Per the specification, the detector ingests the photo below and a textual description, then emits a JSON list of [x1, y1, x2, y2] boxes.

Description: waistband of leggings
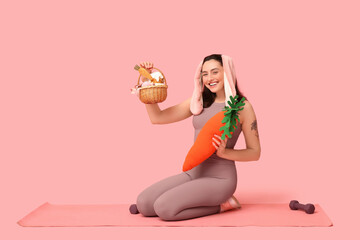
[[205, 155, 235, 165]]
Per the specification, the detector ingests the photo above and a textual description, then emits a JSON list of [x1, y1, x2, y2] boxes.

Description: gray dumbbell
[[289, 200, 315, 214], [129, 204, 139, 214]]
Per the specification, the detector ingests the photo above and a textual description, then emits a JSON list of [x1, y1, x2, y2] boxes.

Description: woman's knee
[[136, 192, 157, 217], [153, 196, 175, 221]]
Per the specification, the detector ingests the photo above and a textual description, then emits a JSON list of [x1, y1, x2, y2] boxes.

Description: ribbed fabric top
[[192, 101, 242, 162]]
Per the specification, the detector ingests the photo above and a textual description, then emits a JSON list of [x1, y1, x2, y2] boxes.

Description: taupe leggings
[[136, 161, 237, 221]]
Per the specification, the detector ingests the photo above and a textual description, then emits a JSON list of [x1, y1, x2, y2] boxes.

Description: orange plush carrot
[[134, 64, 155, 82], [182, 96, 245, 172]]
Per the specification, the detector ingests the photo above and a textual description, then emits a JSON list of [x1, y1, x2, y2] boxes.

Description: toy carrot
[[134, 64, 156, 83], [182, 96, 245, 172]]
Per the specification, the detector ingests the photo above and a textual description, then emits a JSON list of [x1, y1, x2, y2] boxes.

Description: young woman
[[130, 54, 261, 221]]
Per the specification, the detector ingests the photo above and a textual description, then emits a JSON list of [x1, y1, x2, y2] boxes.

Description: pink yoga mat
[[17, 202, 333, 227]]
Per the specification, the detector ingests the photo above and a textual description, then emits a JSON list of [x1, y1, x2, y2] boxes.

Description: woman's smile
[[208, 81, 220, 90]]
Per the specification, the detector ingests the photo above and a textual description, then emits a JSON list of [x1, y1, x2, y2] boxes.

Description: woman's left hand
[[212, 134, 228, 158]]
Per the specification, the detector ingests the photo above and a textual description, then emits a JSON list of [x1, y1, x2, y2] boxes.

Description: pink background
[[1, 0, 359, 239]]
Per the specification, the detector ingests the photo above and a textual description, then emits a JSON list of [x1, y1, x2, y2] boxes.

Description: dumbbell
[[289, 200, 315, 214], [129, 204, 139, 214]]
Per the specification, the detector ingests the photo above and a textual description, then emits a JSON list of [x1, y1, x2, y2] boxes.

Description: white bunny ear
[[224, 72, 233, 107], [222, 55, 237, 107], [190, 60, 204, 115]]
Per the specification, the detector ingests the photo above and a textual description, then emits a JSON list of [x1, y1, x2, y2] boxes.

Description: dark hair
[[201, 54, 247, 108]]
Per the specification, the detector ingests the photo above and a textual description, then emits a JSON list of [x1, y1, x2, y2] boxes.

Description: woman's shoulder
[[242, 98, 250, 104], [238, 99, 255, 123], [241, 99, 252, 109]]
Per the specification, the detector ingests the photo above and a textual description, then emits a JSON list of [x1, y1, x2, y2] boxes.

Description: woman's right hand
[[139, 62, 154, 72]]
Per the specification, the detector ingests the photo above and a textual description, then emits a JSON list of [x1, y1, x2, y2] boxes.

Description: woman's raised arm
[[145, 97, 193, 124]]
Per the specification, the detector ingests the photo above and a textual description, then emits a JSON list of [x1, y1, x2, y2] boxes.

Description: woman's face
[[201, 59, 224, 93]]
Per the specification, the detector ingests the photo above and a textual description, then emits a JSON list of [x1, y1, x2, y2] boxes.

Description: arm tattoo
[[251, 120, 259, 138]]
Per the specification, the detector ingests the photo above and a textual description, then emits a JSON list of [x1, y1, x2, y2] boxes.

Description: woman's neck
[[215, 89, 226, 103]]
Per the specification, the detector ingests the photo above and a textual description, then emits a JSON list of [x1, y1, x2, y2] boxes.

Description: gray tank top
[[192, 101, 242, 164]]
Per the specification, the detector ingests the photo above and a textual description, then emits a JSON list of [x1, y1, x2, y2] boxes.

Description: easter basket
[[137, 67, 168, 104]]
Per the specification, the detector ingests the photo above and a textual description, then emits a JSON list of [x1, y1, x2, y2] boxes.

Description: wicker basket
[[137, 67, 168, 104]]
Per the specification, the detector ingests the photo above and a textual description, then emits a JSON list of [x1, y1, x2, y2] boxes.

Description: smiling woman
[[200, 54, 247, 107], [202, 66, 223, 92], [131, 54, 260, 221], [201, 61, 225, 100]]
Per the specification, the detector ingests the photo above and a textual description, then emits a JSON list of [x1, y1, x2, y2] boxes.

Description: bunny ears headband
[[190, 54, 238, 115]]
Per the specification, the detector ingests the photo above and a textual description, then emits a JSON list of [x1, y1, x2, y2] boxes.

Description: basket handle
[[137, 67, 167, 86]]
